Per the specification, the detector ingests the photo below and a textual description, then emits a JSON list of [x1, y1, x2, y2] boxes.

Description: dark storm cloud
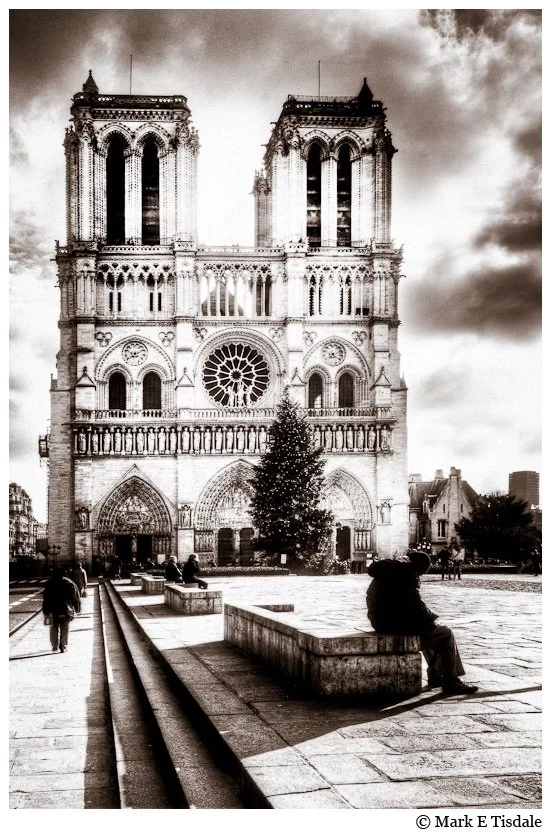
[[513, 121, 542, 167], [408, 259, 541, 340], [423, 9, 541, 40]]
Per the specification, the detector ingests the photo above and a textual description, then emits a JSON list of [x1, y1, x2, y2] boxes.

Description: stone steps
[[101, 582, 246, 809]]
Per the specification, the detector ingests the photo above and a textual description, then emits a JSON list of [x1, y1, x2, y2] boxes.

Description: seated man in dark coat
[[366, 550, 478, 696], [182, 554, 208, 589], [165, 555, 183, 582]]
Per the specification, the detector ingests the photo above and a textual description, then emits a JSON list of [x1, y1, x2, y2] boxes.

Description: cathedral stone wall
[[42, 74, 409, 570]]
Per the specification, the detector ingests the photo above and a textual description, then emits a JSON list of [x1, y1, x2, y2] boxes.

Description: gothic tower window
[[309, 273, 323, 316], [142, 371, 162, 410], [337, 145, 352, 247], [256, 274, 272, 316], [106, 136, 126, 244], [109, 372, 127, 411], [107, 276, 114, 313], [308, 373, 323, 409], [116, 277, 124, 312], [306, 144, 322, 247], [141, 138, 160, 245], [338, 372, 354, 408]]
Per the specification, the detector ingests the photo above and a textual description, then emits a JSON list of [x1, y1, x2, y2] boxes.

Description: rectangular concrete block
[[224, 602, 422, 698], [164, 584, 222, 615], [141, 576, 166, 595], [130, 573, 146, 586]]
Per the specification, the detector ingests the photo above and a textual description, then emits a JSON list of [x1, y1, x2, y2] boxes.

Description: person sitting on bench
[[165, 555, 183, 583], [366, 550, 478, 696], [182, 554, 208, 589]]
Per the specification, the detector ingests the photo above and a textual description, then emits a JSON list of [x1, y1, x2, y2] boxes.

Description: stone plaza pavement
[[10, 573, 541, 810]]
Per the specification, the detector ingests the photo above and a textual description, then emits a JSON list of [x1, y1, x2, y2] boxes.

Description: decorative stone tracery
[[96, 476, 172, 536]]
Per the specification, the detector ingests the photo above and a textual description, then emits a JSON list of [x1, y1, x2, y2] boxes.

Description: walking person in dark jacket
[[42, 567, 81, 653], [72, 561, 88, 596], [182, 554, 208, 588], [165, 555, 183, 582], [366, 551, 478, 695], [439, 547, 452, 580]]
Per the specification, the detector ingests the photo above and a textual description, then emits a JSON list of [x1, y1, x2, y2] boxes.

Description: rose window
[[202, 343, 269, 407]]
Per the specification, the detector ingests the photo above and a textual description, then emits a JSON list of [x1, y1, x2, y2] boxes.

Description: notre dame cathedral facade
[[40, 71, 408, 571]]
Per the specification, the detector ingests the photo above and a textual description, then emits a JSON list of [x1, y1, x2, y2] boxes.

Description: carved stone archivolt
[[195, 462, 255, 531], [96, 476, 172, 535], [323, 469, 373, 525]]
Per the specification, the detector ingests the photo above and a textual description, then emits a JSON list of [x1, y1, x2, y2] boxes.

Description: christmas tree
[[249, 389, 334, 570]]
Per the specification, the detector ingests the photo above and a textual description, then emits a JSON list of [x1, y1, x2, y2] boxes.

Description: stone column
[[124, 148, 142, 244], [321, 154, 337, 247]]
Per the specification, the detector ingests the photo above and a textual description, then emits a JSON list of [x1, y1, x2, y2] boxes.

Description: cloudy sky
[[10, 8, 541, 521]]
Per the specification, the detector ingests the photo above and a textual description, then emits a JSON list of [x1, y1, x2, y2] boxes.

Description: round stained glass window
[[202, 343, 269, 407]]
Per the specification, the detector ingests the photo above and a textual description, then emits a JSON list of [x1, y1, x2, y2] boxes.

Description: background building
[[408, 467, 478, 553], [509, 471, 540, 508], [9, 483, 37, 558], [40, 72, 408, 571]]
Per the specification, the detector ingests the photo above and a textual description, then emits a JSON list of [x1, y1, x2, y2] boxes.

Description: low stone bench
[[165, 583, 222, 615], [130, 572, 146, 586], [224, 602, 421, 697], [141, 575, 166, 595]]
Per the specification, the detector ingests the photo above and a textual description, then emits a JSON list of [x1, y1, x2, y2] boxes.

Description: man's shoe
[[52, 646, 58, 652], [60, 646, 67, 653], [442, 680, 478, 695]]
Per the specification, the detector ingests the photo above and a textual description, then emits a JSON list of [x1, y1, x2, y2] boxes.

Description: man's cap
[[407, 549, 431, 575]]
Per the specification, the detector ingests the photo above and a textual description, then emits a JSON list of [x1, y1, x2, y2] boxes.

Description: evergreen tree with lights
[[250, 389, 334, 572]]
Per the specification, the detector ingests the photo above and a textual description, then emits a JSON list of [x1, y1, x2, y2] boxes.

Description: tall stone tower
[[40, 73, 408, 572]]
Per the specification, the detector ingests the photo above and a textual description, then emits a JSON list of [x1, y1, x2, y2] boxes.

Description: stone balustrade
[[74, 406, 393, 421], [72, 421, 394, 456], [224, 602, 422, 697]]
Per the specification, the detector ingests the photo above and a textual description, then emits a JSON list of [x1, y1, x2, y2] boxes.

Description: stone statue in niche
[[380, 502, 391, 524], [226, 427, 234, 452], [215, 427, 224, 452], [248, 427, 256, 452], [181, 427, 190, 452], [114, 429, 122, 453], [380, 425, 390, 451], [367, 426, 376, 451], [158, 428, 166, 454], [356, 426, 364, 451], [91, 431, 99, 454], [125, 429, 133, 454], [193, 427, 201, 452], [78, 430, 87, 453], [103, 428, 112, 454], [258, 426, 267, 453], [76, 506, 89, 530], [324, 426, 332, 451], [204, 428, 212, 453], [136, 429, 145, 453], [147, 428, 156, 454], [313, 426, 321, 449], [179, 504, 192, 528]]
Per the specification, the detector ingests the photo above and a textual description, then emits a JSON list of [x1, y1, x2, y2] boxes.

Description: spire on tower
[[82, 70, 99, 95], [357, 76, 374, 108]]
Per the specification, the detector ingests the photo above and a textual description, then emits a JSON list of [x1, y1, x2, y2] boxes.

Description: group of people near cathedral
[[164, 554, 208, 588]]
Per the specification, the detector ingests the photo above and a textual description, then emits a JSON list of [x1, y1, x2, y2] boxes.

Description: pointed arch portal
[[95, 476, 173, 563], [194, 462, 256, 565]]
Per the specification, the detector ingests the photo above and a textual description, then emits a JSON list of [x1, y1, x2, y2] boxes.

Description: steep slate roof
[[408, 477, 479, 511]]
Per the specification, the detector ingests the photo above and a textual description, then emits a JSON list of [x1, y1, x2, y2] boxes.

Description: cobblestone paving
[[123, 573, 541, 810]]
